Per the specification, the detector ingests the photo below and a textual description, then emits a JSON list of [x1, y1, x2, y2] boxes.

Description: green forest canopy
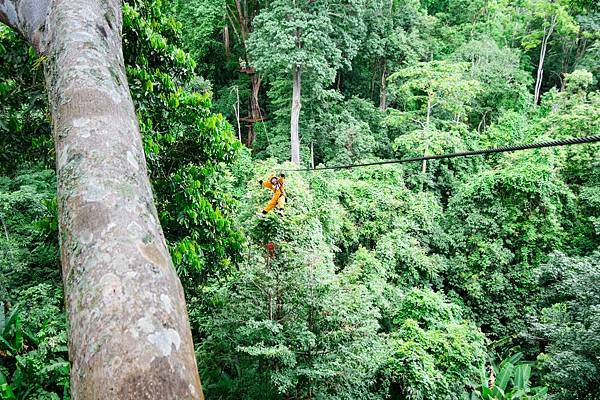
[[0, 0, 599, 398]]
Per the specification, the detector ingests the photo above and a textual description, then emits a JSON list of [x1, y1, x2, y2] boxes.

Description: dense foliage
[[1, 0, 599, 398]]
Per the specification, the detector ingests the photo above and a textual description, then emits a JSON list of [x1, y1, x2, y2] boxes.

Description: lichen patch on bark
[[137, 242, 169, 269], [148, 329, 181, 357], [161, 294, 174, 314]]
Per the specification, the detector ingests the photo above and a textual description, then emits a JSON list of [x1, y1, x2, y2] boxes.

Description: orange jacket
[[262, 176, 285, 199]]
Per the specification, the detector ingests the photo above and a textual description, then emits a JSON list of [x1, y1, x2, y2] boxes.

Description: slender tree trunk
[[422, 96, 432, 175], [534, 18, 556, 105], [369, 67, 376, 101], [559, 41, 570, 91], [290, 65, 302, 165], [224, 25, 230, 62], [246, 73, 262, 147], [233, 86, 241, 141], [379, 61, 387, 111], [0, 213, 8, 241], [2, 1, 203, 398]]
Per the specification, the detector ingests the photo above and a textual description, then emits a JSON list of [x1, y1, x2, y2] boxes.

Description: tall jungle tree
[[521, 0, 578, 104], [249, 0, 365, 164]]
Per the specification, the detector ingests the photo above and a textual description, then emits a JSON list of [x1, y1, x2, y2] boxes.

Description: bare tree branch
[[0, 0, 51, 52], [0, 0, 19, 29]]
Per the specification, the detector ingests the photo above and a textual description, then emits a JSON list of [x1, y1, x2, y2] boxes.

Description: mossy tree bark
[[0, 1, 203, 398]]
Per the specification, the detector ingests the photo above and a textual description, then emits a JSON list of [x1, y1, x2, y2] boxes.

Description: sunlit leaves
[[123, 0, 243, 281]]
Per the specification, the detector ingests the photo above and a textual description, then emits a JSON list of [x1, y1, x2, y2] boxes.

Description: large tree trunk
[[1, 1, 203, 398], [290, 65, 302, 165]]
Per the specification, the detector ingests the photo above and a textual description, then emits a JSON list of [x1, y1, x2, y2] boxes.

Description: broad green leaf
[[513, 364, 531, 390], [481, 385, 494, 399], [495, 363, 513, 392]]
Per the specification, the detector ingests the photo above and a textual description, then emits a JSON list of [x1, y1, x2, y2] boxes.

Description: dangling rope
[[286, 135, 600, 172]]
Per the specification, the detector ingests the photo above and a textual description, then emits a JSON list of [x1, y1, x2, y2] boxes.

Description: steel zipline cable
[[285, 135, 600, 172]]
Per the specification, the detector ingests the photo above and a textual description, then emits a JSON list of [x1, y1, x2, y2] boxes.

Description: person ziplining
[[253, 135, 599, 217], [259, 173, 286, 216]]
